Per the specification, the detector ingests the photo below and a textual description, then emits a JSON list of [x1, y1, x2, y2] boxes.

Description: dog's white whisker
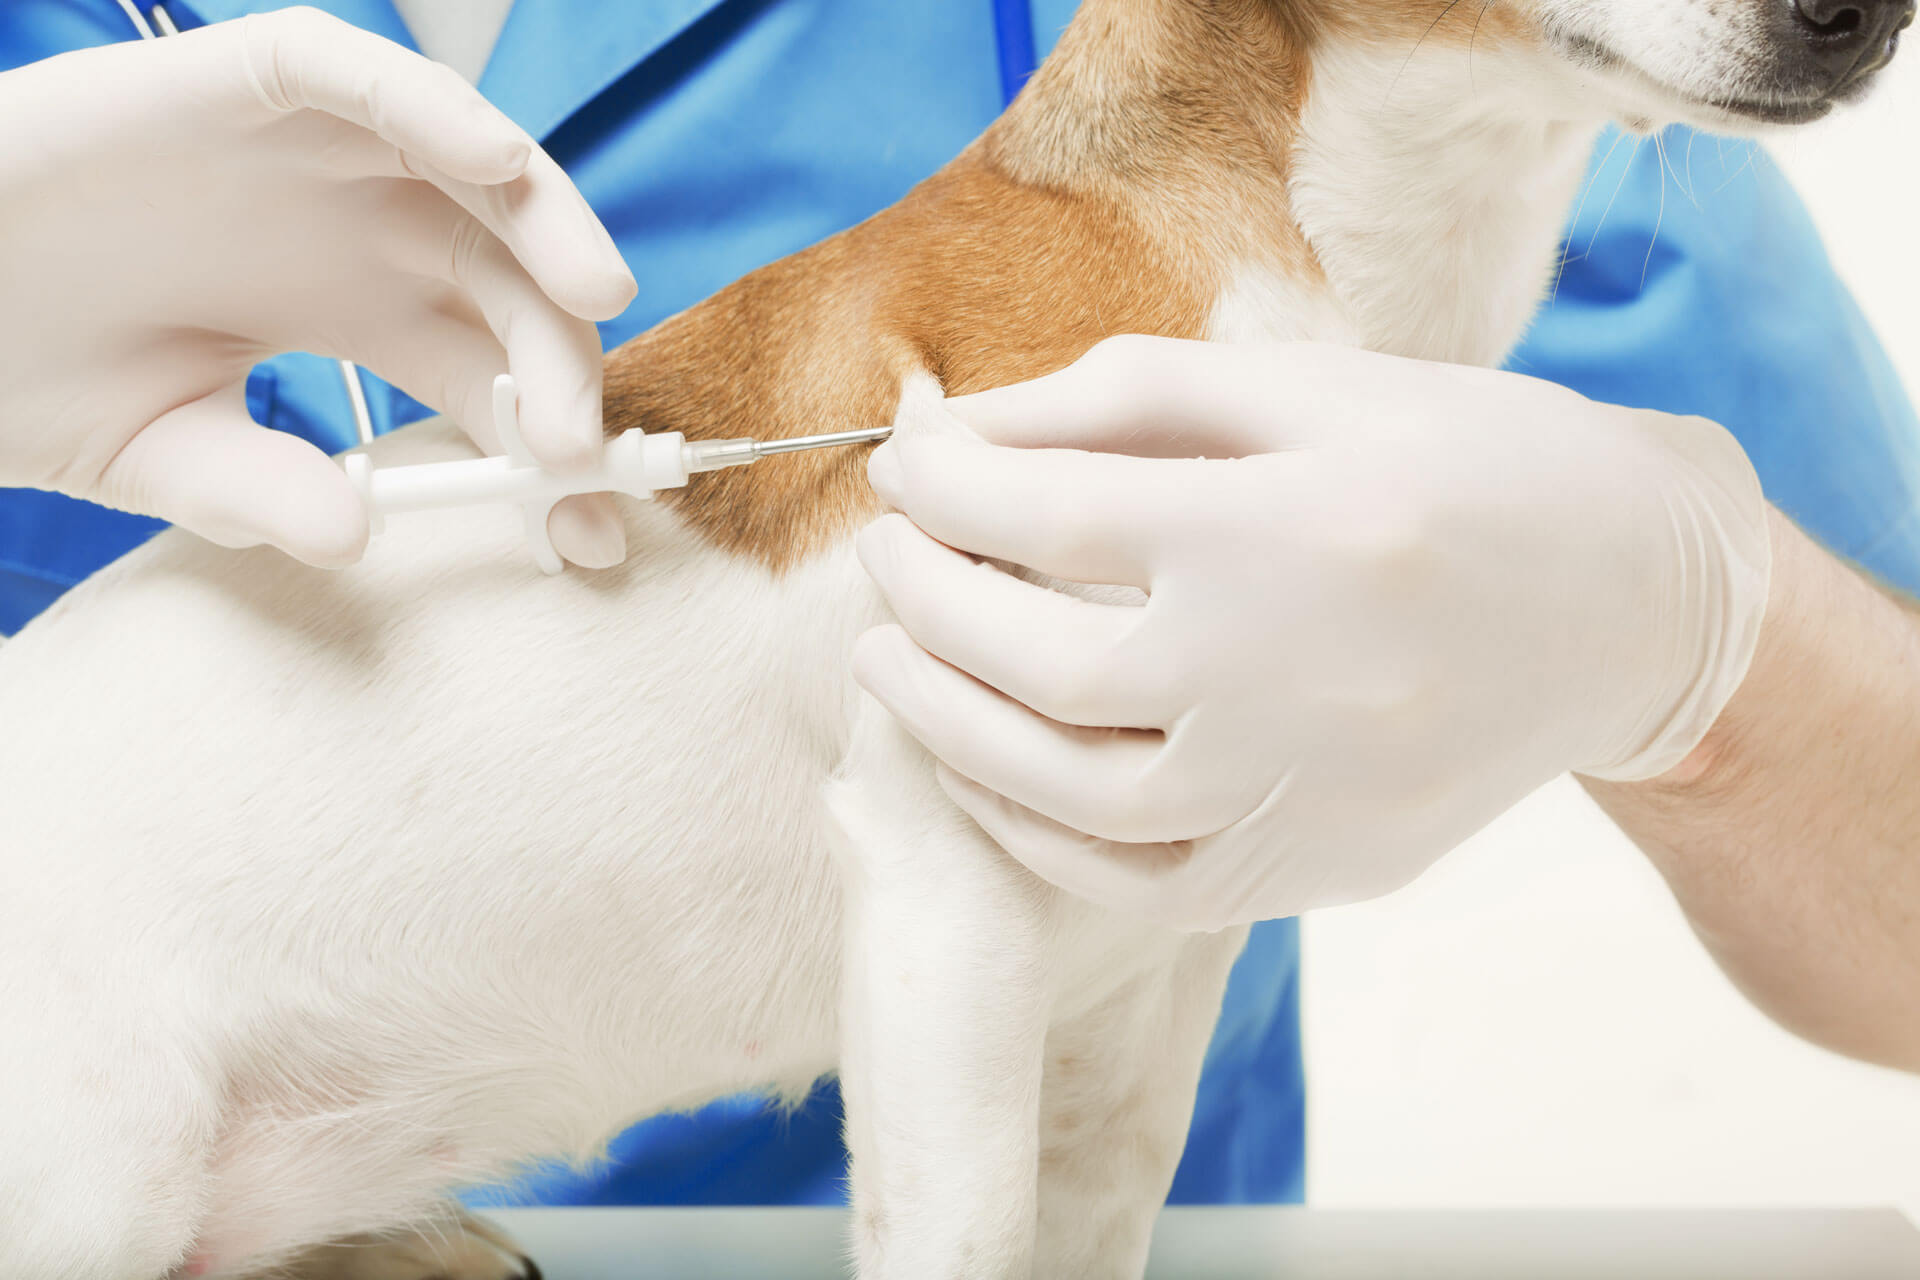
[[1643, 131, 1670, 289]]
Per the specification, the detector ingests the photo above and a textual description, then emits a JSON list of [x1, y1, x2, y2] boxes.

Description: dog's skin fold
[[0, 0, 1862, 1275]]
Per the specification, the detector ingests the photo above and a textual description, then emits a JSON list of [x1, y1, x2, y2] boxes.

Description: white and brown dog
[[0, 0, 1905, 1277]]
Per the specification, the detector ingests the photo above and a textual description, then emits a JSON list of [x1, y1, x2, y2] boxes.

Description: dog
[[1, 0, 1905, 1276]]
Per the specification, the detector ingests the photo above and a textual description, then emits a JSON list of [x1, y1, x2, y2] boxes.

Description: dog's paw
[[277, 1213, 540, 1280]]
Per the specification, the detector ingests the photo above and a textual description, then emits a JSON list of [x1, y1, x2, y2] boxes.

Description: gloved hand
[[0, 8, 637, 568], [854, 337, 1772, 930]]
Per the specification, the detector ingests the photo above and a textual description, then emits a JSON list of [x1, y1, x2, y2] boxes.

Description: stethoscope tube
[[112, 0, 163, 39]]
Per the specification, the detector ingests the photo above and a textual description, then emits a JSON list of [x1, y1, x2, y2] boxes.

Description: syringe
[[344, 375, 891, 574]]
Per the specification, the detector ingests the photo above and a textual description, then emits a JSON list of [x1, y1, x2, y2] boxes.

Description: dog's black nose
[[1787, 0, 1914, 82]]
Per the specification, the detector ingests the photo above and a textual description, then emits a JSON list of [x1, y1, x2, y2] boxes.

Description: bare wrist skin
[[1584, 508, 1920, 1071]]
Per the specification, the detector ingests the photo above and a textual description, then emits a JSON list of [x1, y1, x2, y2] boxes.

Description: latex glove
[[0, 8, 637, 568], [854, 337, 1771, 931]]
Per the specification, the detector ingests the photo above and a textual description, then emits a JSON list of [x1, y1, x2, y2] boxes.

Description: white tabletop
[[482, 1205, 1920, 1279]]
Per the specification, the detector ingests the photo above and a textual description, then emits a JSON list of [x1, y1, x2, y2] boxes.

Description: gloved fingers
[[946, 337, 1404, 457], [853, 623, 1209, 844], [454, 225, 607, 474], [546, 495, 628, 571], [866, 431, 1183, 588], [383, 211, 607, 475], [237, 8, 635, 322], [236, 8, 531, 184], [400, 147, 637, 324], [97, 384, 369, 568], [857, 514, 1176, 729], [945, 336, 1256, 456], [334, 302, 507, 449], [332, 308, 626, 570], [933, 764, 1203, 927]]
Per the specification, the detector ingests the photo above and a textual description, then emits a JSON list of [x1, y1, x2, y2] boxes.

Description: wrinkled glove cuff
[[1581, 414, 1773, 782]]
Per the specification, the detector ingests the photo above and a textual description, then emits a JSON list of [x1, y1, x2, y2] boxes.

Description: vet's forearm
[[1584, 509, 1920, 1071]]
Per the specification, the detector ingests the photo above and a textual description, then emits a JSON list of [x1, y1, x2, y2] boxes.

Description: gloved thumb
[[946, 336, 1348, 460], [97, 387, 370, 568], [943, 337, 1177, 452]]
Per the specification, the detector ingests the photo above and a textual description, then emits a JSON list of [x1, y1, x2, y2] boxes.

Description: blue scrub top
[[4, 0, 1917, 1210]]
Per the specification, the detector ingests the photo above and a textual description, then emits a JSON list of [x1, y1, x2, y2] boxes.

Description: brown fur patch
[[601, 153, 1210, 570]]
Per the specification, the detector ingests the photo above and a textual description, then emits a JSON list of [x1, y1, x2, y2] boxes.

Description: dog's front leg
[[826, 701, 1053, 1279], [1031, 925, 1247, 1278]]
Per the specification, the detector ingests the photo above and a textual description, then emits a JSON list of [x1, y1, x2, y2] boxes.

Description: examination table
[[484, 1205, 1920, 1278]]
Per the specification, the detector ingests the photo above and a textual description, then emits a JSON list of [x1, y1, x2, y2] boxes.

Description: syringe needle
[[683, 427, 893, 473], [750, 426, 895, 456]]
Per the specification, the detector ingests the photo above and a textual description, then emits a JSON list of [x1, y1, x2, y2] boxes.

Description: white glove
[[0, 8, 637, 568], [854, 337, 1771, 931]]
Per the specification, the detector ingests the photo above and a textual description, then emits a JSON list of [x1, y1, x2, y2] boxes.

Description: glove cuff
[[1581, 414, 1773, 783]]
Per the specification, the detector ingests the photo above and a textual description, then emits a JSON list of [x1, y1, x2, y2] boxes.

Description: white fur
[[1208, 262, 1364, 347], [1283, 41, 1607, 365]]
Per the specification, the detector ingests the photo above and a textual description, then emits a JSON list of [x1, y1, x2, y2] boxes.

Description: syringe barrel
[[357, 429, 693, 518], [364, 455, 561, 514]]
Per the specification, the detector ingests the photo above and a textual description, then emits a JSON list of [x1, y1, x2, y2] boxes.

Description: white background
[[1305, 66, 1920, 1215]]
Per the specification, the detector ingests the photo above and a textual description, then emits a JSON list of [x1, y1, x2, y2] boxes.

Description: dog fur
[[0, 0, 1891, 1276]]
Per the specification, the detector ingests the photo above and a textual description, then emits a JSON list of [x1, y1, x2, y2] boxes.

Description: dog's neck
[[987, 0, 1609, 364], [1287, 41, 1608, 364]]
